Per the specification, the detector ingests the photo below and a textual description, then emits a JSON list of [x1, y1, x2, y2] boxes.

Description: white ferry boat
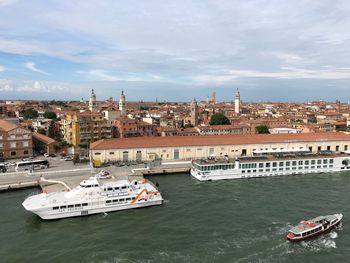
[[191, 151, 350, 181], [287, 213, 343, 242], [22, 176, 163, 220]]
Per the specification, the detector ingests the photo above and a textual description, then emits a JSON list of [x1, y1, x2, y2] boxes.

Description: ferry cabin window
[[106, 200, 111, 204], [286, 161, 290, 167], [259, 163, 264, 168], [305, 160, 309, 165], [82, 203, 88, 207], [265, 163, 270, 168], [323, 159, 328, 164], [317, 160, 322, 164], [298, 161, 303, 165], [330, 159, 334, 164], [60, 206, 67, 209], [75, 204, 81, 207], [68, 205, 74, 208], [53, 207, 59, 210]]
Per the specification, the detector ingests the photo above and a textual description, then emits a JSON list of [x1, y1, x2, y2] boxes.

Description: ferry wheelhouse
[[287, 213, 343, 242], [22, 175, 163, 220], [191, 151, 350, 181]]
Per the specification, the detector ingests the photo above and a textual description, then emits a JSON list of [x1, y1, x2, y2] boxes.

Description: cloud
[[24, 62, 48, 75], [0, 0, 17, 7], [0, 65, 5, 72]]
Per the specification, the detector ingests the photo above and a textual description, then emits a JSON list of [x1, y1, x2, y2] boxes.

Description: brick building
[[0, 120, 32, 160]]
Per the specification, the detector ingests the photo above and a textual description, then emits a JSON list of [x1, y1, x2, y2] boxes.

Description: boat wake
[[329, 231, 338, 239], [300, 236, 337, 251]]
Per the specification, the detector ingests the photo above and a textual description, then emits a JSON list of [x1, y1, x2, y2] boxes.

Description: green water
[[1, 172, 350, 263]]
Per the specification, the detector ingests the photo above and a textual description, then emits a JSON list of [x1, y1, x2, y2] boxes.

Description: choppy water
[[1, 172, 350, 263]]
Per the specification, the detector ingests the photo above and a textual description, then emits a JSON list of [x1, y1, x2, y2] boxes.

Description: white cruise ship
[[22, 176, 163, 220], [191, 151, 350, 181]]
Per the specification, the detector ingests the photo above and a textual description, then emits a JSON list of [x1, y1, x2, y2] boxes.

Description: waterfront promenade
[[0, 157, 191, 192]]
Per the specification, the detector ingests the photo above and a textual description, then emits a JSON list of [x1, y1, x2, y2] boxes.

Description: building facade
[[90, 132, 350, 163], [0, 120, 32, 160], [61, 111, 112, 147]]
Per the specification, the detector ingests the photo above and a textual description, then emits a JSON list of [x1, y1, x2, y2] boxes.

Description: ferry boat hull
[[24, 199, 163, 220]]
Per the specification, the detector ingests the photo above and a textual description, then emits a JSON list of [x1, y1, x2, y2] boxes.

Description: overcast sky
[[0, 0, 350, 102]]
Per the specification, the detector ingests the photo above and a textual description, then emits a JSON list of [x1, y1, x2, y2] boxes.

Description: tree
[[37, 128, 46, 135], [184, 123, 194, 128], [48, 120, 55, 139], [209, 113, 230, 125], [255, 125, 270, 134], [22, 108, 38, 119], [43, 111, 57, 119]]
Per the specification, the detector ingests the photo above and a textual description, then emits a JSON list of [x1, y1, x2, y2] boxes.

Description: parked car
[[63, 156, 73, 161], [0, 164, 7, 173], [49, 153, 56, 157], [44, 153, 49, 157], [95, 170, 111, 179]]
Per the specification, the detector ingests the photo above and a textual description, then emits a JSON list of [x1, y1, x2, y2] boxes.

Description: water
[[1, 172, 350, 263]]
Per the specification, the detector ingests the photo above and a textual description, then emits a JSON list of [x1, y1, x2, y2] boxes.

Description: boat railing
[[39, 176, 72, 191]]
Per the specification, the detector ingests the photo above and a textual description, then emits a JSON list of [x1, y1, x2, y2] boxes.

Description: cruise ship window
[[317, 160, 322, 164], [265, 163, 270, 168], [279, 162, 284, 166], [298, 161, 303, 165], [311, 160, 316, 165], [292, 161, 297, 166], [305, 160, 309, 165], [272, 162, 277, 167], [330, 159, 334, 164], [323, 159, 328, 164], [286, 161, 290, 166], [259, 163, 264, 168]]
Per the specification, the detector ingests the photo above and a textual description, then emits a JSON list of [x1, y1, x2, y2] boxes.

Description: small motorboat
[[287, 213, 343, 242]]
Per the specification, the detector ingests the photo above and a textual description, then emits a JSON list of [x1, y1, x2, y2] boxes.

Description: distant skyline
[[1, 1, 350, 102]]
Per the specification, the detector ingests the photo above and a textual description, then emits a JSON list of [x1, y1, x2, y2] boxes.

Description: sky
[[0, 0, 350, 102]]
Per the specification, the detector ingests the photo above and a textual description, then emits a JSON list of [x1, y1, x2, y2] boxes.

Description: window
[[327, 146, 331, 151], [11, 151, 16, 156], [68, 205, 74, 208], [0, 143, 3, 148], [109, 152, 115, 155], [10, 142, 16, 148], [23, 141, 29, 147], [318, 146, 322, 152], [75, 204, 81, 207], [336, 146, 339, 152], [272, 162, 277, 167], [259, 163, 264, 168], [292, 161, 297, 166], [94, 152, 101, 155], [298, 160, 303, 165], [286, 161, 290, 167], [53, 207, 59, 210], [311, 160, 316, 165], [60, 206, 67, 209], [82, 203, 88, 207], [10, 134, 15, 139], [345, 145, 348, 151], [305, 160, 309, 165], [279, 162, 284, 166], [265, 163, 270, 168], [24, 150, 28, 155]]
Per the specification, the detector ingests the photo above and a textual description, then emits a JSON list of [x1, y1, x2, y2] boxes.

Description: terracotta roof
[[90, 132, 350, 150], [32, 132, 56, 144], [0, 119, 19, 132]]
